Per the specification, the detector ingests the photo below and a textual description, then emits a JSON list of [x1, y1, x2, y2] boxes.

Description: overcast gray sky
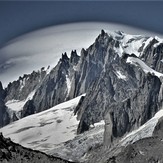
[[0, 1, 163, 47]]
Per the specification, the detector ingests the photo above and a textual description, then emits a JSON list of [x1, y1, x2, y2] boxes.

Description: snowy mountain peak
[[1, 29, 163, 162]]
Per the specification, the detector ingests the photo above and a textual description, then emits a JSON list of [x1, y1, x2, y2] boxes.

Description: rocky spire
[[60, 52, 69, 62], [70, 50, 80, 65], [101, 29, 105, 36], [80, 48, 88, 59]]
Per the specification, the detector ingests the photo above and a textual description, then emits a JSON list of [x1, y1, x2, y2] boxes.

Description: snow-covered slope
[[0, 94, 85, 153]]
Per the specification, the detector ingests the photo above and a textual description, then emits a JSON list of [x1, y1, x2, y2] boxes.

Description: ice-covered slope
[[0, 94, 85, 153], [1, 22, 163, 87]]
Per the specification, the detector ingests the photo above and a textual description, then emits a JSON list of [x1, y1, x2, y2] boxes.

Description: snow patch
[[45, 66, 51, 75], [66, 75, 71, 95], [20, 78, 26, 91], [139, 151, 145, 155], [26, 90, 36, 101], [122, 36, 145, 57], [73, 65, 78, 71], [90, 120, 105, 128], [116, 71, 126, 80]]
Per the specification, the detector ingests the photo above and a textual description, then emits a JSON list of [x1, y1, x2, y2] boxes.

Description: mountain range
[[1, 29, 163, 162]]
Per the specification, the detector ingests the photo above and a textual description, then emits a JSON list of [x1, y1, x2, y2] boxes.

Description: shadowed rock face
[[0, 82, 10, 127], [141, 39, 163, 73], [0, 133, 76, 163], [110, 73, 161, 138]]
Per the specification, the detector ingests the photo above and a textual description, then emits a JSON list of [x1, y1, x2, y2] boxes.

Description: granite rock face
[[4, 69, 47, 102], [141, 38, 163, 73], [109, 73, 161, 138]]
